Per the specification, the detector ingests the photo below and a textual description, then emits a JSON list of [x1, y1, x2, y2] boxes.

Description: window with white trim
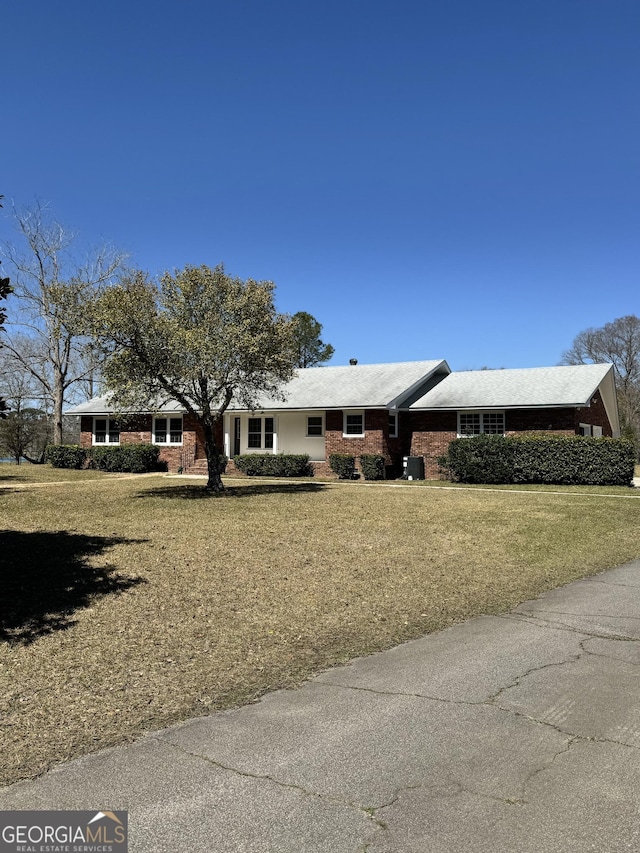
[[388, 412, 398, 438], [93, 417, 120, 445], [153, 415, 183, 445], [247, 417, 274, 449], [248, 417, 262, 448], [458, 412, 505, 436], [343, 411, 364, 437], [307, 415, 324, 436], [264, 417, 274, 449]]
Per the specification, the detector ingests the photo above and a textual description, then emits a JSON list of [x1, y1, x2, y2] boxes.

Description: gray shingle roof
[[230, 360, 450, 410], [65, 397, 184, 415], [410, 364, 615, 410], [65, 360, 450, 415]]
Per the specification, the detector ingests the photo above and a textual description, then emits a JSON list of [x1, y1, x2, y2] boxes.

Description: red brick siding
[[573, 391, 613, 436], [409, 411, 458, 478], [324, 409, 404, 473], [79, 413, 221, 473], [408, 398, 614, 478]]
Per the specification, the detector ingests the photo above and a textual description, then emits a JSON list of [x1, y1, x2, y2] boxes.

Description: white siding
[[226, 412, 325, 461]]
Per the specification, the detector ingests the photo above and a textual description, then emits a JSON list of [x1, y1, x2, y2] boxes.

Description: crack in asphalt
[[153, 735, 386, 838], [502, 610, 640, 641]]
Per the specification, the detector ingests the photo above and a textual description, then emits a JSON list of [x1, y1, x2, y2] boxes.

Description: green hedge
[[360, 454, 386, 481], [45, 445, 87, 469], [329, 453, 356, 479], [90, 444, 161, 473], [439, 433, 635, 486], [233, 453, 314, 477]]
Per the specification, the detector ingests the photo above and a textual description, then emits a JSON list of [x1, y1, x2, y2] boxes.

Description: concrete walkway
[[3, 561, 640, 852]]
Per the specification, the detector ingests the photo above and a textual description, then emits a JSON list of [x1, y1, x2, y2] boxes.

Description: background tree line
[[562, 314, 640, 453], [0, 202, 333, 476]]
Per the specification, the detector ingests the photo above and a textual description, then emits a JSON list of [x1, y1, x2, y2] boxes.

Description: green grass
[[1, 470, 640, 785]]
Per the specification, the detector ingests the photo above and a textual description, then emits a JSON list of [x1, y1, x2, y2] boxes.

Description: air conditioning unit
[[402, 456, 425, 480]]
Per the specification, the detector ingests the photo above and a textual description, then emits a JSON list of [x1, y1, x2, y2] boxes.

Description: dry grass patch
[[0, 462, 114, 485], [2, 474, 640, 785]]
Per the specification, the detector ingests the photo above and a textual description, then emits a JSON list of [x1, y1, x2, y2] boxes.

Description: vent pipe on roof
[[349, 358, 358, 365]]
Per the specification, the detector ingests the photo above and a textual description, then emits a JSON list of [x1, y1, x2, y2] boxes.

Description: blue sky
[[3, 0, 639, 370]]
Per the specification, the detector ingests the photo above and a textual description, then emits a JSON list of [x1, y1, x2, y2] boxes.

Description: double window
[[248, 417, 274, 449], [458, 412, 505, 437], [153, 416, 183, 445], [93, 418, 120, 445]]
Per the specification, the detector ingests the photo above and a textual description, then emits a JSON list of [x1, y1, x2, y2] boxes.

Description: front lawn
[[1, 472, 640, 785]]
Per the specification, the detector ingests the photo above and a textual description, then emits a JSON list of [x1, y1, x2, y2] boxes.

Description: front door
[[233, 417, 241, 456]]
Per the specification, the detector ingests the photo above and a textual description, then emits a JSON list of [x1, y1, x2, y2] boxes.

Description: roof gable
[[410, 364, 615, 410], [228, 360, 451, 410]]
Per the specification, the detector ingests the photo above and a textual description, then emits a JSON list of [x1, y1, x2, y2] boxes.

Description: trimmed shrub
[[233, 453, 313, 477], [329, 453, 356, 479], [441, 434, 635, 486], [511, 434, 635, 486], [45, 444, 87, 469], [360, 454, 386, 481], [90, 444, 161, 473], [440, 434, 515, 484]]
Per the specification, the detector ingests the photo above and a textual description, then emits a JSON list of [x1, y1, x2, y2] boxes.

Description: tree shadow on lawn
[[0, 530, 147, 646], [0, 470, 27, 483], [133, 482, 328, 500]]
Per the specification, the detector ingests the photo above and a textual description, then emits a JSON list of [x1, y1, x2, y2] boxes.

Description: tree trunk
[[53, 374, 64, 445], [202, 417, 225, 493]]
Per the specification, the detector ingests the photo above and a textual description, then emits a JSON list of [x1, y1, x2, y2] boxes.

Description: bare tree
[[0, 193, 12, 417], [1, 202, 127, 443], [0, 361, 51, 463], [562, 315, 640, 444]]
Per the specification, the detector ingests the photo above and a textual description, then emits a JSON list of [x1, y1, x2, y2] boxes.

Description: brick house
[[68, 360, 620, 478]]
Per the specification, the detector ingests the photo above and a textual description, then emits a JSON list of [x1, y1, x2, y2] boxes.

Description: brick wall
[[409, 411, 457, 478], [79, 412, 220, 473], [408, 398, 616, 479], [324, 409, 405, 473]]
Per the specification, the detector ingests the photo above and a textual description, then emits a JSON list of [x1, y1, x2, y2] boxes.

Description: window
[[154, 416, 183, 445], [307, 416, 323, 437], [93, 418, 120, 445], [248, 417, 262, 448], [388, 412, 398, 438], [264, 417, 274, 449], [246, 417, 275, 449], [458, 412, 505, 437], [343, 411, 364, 437], [580, 423, 603, 437]]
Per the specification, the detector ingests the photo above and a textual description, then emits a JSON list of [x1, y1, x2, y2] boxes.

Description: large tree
[[94, 264, 297, 492], [562, 314, 640, 444], [0, 194, 12, 417], [290, 311, 334, 368], [1, 202, 126, 443]]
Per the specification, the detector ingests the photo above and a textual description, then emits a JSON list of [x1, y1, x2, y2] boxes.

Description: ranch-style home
[[67, 359, 620, 478]]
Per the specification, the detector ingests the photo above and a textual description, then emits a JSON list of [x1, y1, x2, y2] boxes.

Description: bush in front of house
[[510, 434, 635, 486], [439, 433, 635, 486], [438, 434, 515, 484], [329, 453, 357, 479], [360, 454, 386, 480], [233, 453, 314, 477], [45, 444, 88, 469], [90, 444, 161, 473]]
